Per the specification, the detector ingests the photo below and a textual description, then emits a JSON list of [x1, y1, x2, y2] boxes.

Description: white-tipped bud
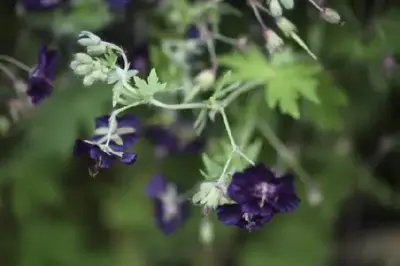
[[74, 64, 93, 76], [269, 0, 283, 17], [86, 44, 107, 56], [74, 53, 93, 64], [77, 31, 101, 47], [195, 69, 216, 90], [83, 75, 95, 86], [276, 17, 297, 37]]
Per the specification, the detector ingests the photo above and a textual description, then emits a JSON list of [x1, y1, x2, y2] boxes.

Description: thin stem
[[221, 81, 261, 107], [219, 108, 236, 148], [307, 0, 324, 12], [0, 63, 18, 83], [217, 151, 234, 183], [213, 33, 237, 46], [0, 55, 31, 73], [200, 24, 218, 70], [250, 3, 268, 30], [105, 101, 145, 146], [257, 119, 313, 185], [150, 99, 207, 110]]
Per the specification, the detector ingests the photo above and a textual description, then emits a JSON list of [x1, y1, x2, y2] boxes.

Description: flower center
[[254, 182, 276, 207], [159, 184, 180, 222]]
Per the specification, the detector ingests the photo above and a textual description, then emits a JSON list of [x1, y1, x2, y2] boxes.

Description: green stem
[[222, 81, 261, 107], [0, 55, 31, 72], [150, 99, 207, 110]]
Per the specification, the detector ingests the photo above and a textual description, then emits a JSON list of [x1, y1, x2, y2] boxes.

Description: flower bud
[[235, 36, 248, 50], [279, 0, 294, 9], [192, 182, 231, 209], [264, 29, 284, 53], [321, 8, 342, 24], [74, 53, 93, 64], [90, 70, 108, 81], [269, 0, 283, 17], [276, 17, 296, 37], [74, 64, 93, 76], [86, 44, 107, 56], [306, 184, 323, 207], [199, 218, 214, 245], [195, 69, 216, 90], [70, 60, 80, 70], [83, 75, 95, 86], [77, 31, 101, 47]]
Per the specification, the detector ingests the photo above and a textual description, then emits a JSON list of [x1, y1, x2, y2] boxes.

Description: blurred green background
[[1, 0, 400, 266]]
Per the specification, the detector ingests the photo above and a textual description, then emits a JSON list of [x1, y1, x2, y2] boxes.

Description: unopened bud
[[306, 184, 323, 207], [235, 36, 248, 50], [279, 0, 294, 9], [276, 17, 297, 37], [86, 44, 107, 56], [264, 29, 284, 53], [199, 218, 214, 245], [321, 8, 342, 24], [77, 31, 101, 47], [74, 64, 93, 76], [90, 70, 108, 81], [195, 69, 216, 90], [269, 0, 283, 17], [83, 75, 95, 86], [74, 53, 93, 64]]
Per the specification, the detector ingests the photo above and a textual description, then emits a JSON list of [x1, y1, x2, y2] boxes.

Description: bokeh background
[[1, 0, 400, 266]]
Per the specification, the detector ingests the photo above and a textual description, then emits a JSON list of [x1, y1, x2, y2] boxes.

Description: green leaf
[[219, 48, 322, 119], [303, 78, 348, 130], [134, 69, 167, 96]]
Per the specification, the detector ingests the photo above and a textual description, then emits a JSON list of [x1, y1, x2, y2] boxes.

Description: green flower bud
[[199, 218, 214, 245], [279, 0, 294, 9], [77, 32, 101, 47], [192, 182, 232, 209], [276, 17, 297, 37], [83, 75, 95, 86], [90, 70, 108, 81], [195, 69, 216, 90], [69, 60, 80, 70], [74, 64, 93, 76], [321, 8, 342, 24], [269, 0, 283, 17], [86, 44, 107, 56], [264, 29, 284, 53], [74, 53, 93, 64]]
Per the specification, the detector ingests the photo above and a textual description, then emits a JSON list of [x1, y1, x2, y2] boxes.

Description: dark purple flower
[[144, 120, 204, 158], [216, 163, 300, 231], [186, 25, 201, 39], [73, 114, 139, 173], [27, 45, 58, 105], [146, 175, 188, 234], [216, 204, 275, 231], [18, 0, 68, 11]]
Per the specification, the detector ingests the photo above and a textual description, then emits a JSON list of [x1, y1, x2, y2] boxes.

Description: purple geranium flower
[[216, 204, 275, 231], [18, 0, 67, 11], [186, 25, 201, 39], [146, 175, 188, 234], [27, 45, 58, 105], [144, 120, 204, 158], [73, 114, 139, 174], [216, 163, 300, 231]]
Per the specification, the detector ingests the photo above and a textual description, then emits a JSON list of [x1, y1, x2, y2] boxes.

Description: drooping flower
[[144, 118, 205, 158], [73, 114, 140, 174], [216, 163, 300, 231], [27, 45, 58, 105], [146, 175, 188, 234], [18, 0, 68, 11], [216, 203, 275, 231]]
